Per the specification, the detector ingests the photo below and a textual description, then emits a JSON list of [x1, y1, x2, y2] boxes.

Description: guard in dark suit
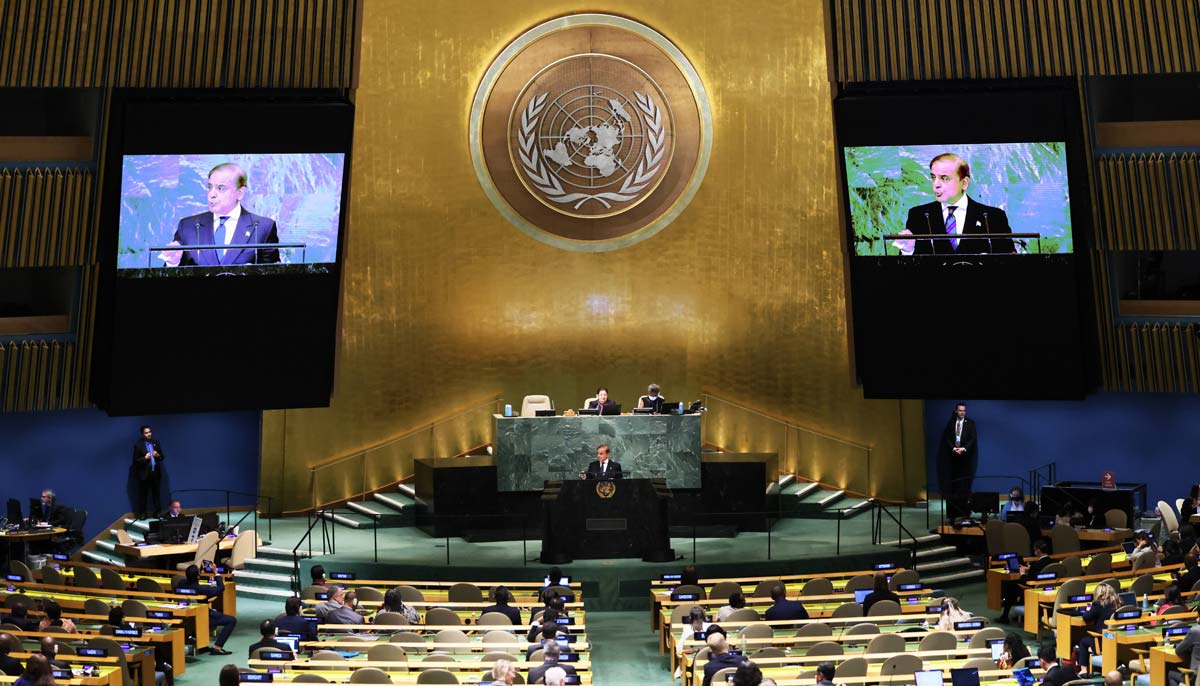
[[937, 403, 977, 517], [131, 425, 166, 519], [582, 445, 623, 480], [904, 153, 1016, 255]]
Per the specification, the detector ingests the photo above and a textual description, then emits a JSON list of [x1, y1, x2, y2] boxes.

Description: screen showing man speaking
[[844, 143, 1073, 257], [117, 153, 345, 276]]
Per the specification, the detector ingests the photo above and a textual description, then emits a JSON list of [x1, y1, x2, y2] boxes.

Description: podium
[[540, 478, 674, 563]]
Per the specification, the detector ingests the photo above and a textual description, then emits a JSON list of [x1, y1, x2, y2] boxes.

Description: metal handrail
[[292, 511, 331, 594], [872, 500, 920, 569], [169, 487, 273, 540], [701, 392, 871, 451]]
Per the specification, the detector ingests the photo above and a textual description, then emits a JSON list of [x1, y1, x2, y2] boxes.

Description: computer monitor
[[159, 519, 192, 544], [544, 576, 570, 586], [274, 634, 300, 653], [915, 670, 945, 686], [854, 589, 872, 604], [950, 667, 981, 686], [989, 639, 1005, 661], [5, 499, 19, 524], [28, 498, 43, 522], [600, 403, 621, 416], [1012, 668, 1035, 686], [1005, 557, 1021, 573]]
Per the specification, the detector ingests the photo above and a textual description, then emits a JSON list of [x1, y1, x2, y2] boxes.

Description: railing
[[307, 396, 502, 509], [1028, 462, 1057, 501], [292, 511, 331, 594], [700, 393, 878, 498], [169, 488, 273, 540], [871, 501, 920, 569]]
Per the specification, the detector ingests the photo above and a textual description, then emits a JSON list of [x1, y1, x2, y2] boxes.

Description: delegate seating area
[[241, 577, 592, 684]]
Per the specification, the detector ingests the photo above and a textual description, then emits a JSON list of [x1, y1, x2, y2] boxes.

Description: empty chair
[[55, 644, 75, 656], [1040, 562, 1065, 578], [349, 668, 392, 684], [724, 608, 759, 622], [121, 599, 148, 618], [520, 395, 552, 417], [670, 584, 706, 600], [39, 566, 63, 586], [1094, 578, 1121, 596], [712, 668, 738, 685], [86, 637, 133, 686], [865, 633, 906, 661], [176, 530, 218, 571], [312, 650, 346, 661], [836, 657, 869, 679], [795, 622, 833, 637], [113, 529, 136, 546], [804, 641, 843, 657], [801, 578, 834, 596], [878, 653, 923, 678], [739, 624, 773, 640], [984, 518, 1006, 557], [968, 627, 1006, 650], [483, 630, 516, 644], [447, 583, 482, 603], [528, 649, 543, 663], [1002, 522, 1032, 557], [100, 568, 126, 591], [8, 560, 35, 580], [843, 622, 880, 637], [1051, 524, 1081, 555], [868, 599, 901, 617], [962, 657, 999, 670], [844, 574, 874, 592], [831, 602, 863, 618], [433, 629, 469, 646], [3, 595, 28, 611], [481, 651, 515, 664], [1130, 573, 1156, 597], [478, 612, 513, 627], [1085, 553, 1112, 576], [0, 624, 19, 632], [1104, 509, 1128, 529], [888, 570, 919, 591], [751, 579, 780, 597], [222, 529, 257, 570], [389, 631, 425, 645], [71, 565, 100, 589], [396, 585, 424, 603], [1132, 552, 1158, 572], [84, 598, 112, 617], [375, 611, 409, 626], [918, 631, 958, 652], [251, 646, 293, 660], [751, 647, 786, 659], [422, 654, 454, 663], [1060, 556, 1083, 578], [423, 608, 460, 626], [367, 643, 408, 670], [709, 581, 743, 601], [356, 586, 385, 602], [292, 675, 329, 683], [301, 584, 328, 600], [136, 577, 164, 593], [415, 670, 457, 685]]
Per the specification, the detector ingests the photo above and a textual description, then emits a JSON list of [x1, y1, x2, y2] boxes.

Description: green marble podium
[[493, 413, 702, 492]]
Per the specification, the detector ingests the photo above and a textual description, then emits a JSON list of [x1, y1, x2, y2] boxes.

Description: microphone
[[251, 218, 260, 264], [983, 211, 994, 254], [923, 212, 933, 254]]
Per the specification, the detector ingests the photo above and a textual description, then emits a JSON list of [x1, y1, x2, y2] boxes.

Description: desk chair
[[520, 395, 553, 417]]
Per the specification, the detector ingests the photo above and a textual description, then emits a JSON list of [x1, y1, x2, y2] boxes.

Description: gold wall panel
[[1096, 154, 1200, 251], [0, 0, 357, 88], [261, 0, 925, 512], [0, 168, 95, 267], [829, 0, 1200, 82]]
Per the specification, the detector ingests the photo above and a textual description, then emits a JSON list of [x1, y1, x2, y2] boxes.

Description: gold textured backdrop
[[260, 0, 926, 512]]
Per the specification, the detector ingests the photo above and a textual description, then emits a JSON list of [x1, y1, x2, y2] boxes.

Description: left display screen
[[117, 153, 345, 275]]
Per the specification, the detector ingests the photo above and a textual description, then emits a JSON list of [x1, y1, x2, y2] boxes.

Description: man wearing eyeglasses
[[160, 163, 280, 267]]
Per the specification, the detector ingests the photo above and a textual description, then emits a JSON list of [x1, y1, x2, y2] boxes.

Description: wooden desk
[[0, 527, 66, 562], [937, 524, 1133, 543], [9, 625, 186, 678], [0, 667, 119, 686], [984, 545, 1128, 610], [114, 536, 236, 567], [0, 588, 211, 650], [1150, 645, 1185, 686], [56, 565, 236, 615]]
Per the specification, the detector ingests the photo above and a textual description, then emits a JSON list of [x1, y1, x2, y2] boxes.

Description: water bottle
[[678, 402, 684, 414], [1142, 594, 1148, 610], [504, 404, 513, 417]]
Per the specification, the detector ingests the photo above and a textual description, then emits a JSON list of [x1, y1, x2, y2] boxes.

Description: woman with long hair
[[14, 654, 54, 686], [1076, 582, 1118, 673], [935, 597, 972, 631], [997, 632, 1031, 669]]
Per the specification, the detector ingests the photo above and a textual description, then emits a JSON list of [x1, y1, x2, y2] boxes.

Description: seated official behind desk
[[580, 445, 622, 480], [637, 383, 666, 411], [584, 387, 618, 414]]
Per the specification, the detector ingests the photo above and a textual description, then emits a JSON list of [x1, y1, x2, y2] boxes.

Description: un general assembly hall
[[2, 1, 1200, 685]]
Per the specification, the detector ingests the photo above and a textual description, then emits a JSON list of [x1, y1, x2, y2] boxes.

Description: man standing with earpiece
[[131, 425, 167, 520]]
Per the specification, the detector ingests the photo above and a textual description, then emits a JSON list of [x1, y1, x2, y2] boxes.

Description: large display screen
[[844, 143, 1073, 256], [117, 153, 344, 275]]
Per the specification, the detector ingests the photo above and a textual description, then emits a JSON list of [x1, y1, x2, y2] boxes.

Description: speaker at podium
[[540, 477, 674, 564]]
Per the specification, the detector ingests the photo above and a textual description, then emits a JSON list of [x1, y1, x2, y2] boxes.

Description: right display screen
[[844, 143, 1074, 256]]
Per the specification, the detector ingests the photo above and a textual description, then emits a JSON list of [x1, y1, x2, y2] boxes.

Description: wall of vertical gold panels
[[0, 0, 358, 88], [829, 0, 1200, 82], [1095, 154, 1200, 251], [0, 168, 95, 267]]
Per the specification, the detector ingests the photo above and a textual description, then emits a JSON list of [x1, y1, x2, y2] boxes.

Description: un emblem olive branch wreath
[[517, 91, 666, 211]]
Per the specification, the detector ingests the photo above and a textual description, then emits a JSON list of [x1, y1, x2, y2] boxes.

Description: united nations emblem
[[470, 14, 712, 251], [595, 480, 617, 499]]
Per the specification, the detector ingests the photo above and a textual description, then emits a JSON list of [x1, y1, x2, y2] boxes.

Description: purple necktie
[[945, 206, 958, 252]]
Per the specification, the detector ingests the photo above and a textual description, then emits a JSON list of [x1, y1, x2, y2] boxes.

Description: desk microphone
[[983, 211, 994, 254], [923, 212, 933, 253]]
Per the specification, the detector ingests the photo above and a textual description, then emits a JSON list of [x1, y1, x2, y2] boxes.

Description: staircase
[[317, 483, 417, 530], [879, 531, 984, 587], [236, 546, 319, 601], [779, 476, 873, 520], [81, 517, 152, 567]]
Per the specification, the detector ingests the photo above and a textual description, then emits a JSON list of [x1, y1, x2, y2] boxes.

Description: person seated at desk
[[0, 634, 23, 677], [1176, 552, 1200, 596], [309, 564, 329, 589], [529, 640, 577, 685], [637, 383, 666, 411], [0, 605, 34, 632], [702, 633, 745, 686], [38, 637, 70, 670], [315, 586, 364, 625], [37, 490, 68, 528], [716, 591, 746, 622], [1130, 530, 1160, 568], [274, 597, 317, 642], [377, 587, 419, 625], [935, 597, 972, 631], [526, 623, 564, 660], [996, 632, 1030, 669], [482, 658, 517, 686], [1000, 487, 1026, 518], [247, 620, 293, 658], [178, 564, 236, 655], [585, 387, 615, 412], [1181, 484, 1199, 523], [480, 586, 521, 626], [997, 538, 1051, 624], [581, 444, 622, 480], [36, 602, 75, 634], [1039, 645, 1080, 686], [1076, 582, 1118, 674], [162, 500, 185, 520], [1169, 620, 1200, 686], [861, 572, 900, 615], [14, 653, 52, 686], [764, 584, 808, 621]]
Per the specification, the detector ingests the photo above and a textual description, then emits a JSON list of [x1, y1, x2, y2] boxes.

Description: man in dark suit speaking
[[159, 163, 281, 267], [581, 444, 623, 480], [903, 153, 1015, 255]]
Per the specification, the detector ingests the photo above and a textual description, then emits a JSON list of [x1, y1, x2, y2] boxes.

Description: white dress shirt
[[212, 204, 242, 262]]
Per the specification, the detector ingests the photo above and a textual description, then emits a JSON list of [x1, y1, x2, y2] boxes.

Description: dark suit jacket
[[861, 589, 900, 615], [528, 660, 576, 685], [904, 199, 1015, 255], [1041, 664, 1080, 686], [0, 654, 21, 677], [172, 208, 281, 266], [131, 438, 165, 481], [764, 598, 809, 621], [584, 460, 623, 480], [274, 614, 317, 642], [1021, 555, 1053, 583], [941, 416, 978, 460], [43, 504, 70, 528], [247, 638, 293, 658], [703, 652, 746, 686], [480, 603, 521, 626]]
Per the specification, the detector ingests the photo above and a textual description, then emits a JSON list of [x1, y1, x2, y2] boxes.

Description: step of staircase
[[317, 510, 376, 529], [915, 556, 975, 572], [879, 534, 941, 547], [244, 557, 296, 571], [236, 583, 300, 601], [346, 500, 409, 526], [82, 550, 124, 567], [235, 569, 295, 589], [921, 567, 986, 586], [914, 545, 960, 560], [257, 546, 312, 561], [373, 491, 416, 514], [123, 518, 151, 534]]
